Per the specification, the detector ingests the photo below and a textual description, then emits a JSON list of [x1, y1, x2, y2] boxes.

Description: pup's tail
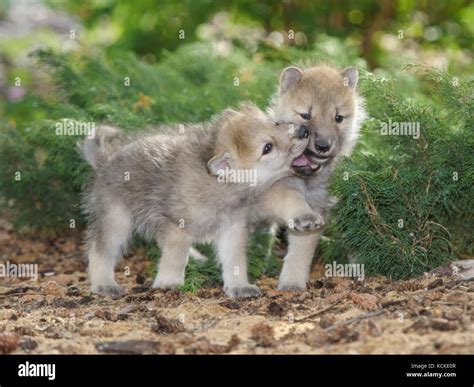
[[78, 125, 122, 169], [188, 247, 208, 262]]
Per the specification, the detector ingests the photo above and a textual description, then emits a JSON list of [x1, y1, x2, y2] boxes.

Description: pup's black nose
[[315, 139, 331, 153], [298, 125, 310, 139]]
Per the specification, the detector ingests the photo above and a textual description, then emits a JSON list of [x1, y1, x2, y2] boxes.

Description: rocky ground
[[0, 220, 473, 354]]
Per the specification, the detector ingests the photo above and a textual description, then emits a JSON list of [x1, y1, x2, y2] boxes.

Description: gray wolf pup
[[258, 65, 367, 290], [80, 103, 310, 297]]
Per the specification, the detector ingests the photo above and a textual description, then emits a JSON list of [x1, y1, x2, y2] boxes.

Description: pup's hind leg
[[88, 202, 132, 297], [216, 216, 261, 298], [153, 225, 192, 289]]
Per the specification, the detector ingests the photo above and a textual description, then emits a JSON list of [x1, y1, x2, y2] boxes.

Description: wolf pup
[[258, 65, 366, 290], [80, 103, 310, 298]]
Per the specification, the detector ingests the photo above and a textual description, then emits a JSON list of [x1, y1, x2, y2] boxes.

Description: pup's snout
[[314, 139, 331, 153], [298, 125, 310, 139]]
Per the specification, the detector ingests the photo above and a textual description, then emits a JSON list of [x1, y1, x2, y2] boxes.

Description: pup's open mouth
[[291, 150, 331, 176], [291, 153, 321, 176]]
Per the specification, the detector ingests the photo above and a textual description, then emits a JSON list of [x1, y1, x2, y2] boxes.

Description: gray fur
[[79, 125, 122, 169], [81, 104, 309, 297]]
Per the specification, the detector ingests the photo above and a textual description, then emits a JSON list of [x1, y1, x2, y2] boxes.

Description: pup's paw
[[92, 284, 125, 298], [289, 213, 324, 231], [277, 283, 307, 292], [225, 285, 262, 298]]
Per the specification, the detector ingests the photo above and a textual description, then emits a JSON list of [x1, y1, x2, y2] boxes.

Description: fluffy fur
[[80, 103, 309, 297], [259, 64, 367, 290]]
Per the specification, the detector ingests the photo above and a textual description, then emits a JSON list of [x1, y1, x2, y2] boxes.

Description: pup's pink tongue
[[292, 154, 311, 167]]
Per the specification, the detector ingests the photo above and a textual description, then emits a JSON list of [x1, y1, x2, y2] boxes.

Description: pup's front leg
[[153, 225, 193, 289], [261, 185, 324, 231], [216, 216, 261, 298], [278, 230, 321, 291]]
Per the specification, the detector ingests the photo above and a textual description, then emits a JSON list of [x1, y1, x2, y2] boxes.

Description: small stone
[[267, 301, 287, 317], [66, 286, 81, 297], [19, 337, 38, 351], [151, 315, 185, 335]]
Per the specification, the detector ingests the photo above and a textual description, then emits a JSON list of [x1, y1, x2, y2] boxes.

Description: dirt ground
[[0, 220, 473, 355]]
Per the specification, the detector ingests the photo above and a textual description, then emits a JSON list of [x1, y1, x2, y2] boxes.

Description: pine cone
[[0, 332, 19, 354]]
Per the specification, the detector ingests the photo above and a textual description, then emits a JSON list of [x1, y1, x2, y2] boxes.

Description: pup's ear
[[341, 66, 358, 89], [280, 67, 302, 94], [207, 152, 232, 176]]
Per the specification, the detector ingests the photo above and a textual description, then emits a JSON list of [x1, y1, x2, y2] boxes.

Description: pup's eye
[[262, 143, 273, 155], [300, 113, 311, 120], [335, 114, 344, 123]]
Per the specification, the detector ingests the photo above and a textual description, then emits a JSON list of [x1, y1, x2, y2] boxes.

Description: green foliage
[[319, 69, 473, 279], [0, 117, 90, 234], [46, 0, 474, 68]]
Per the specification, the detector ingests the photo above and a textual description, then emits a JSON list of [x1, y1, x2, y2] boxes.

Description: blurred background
[[1, 0, 473, 123]]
